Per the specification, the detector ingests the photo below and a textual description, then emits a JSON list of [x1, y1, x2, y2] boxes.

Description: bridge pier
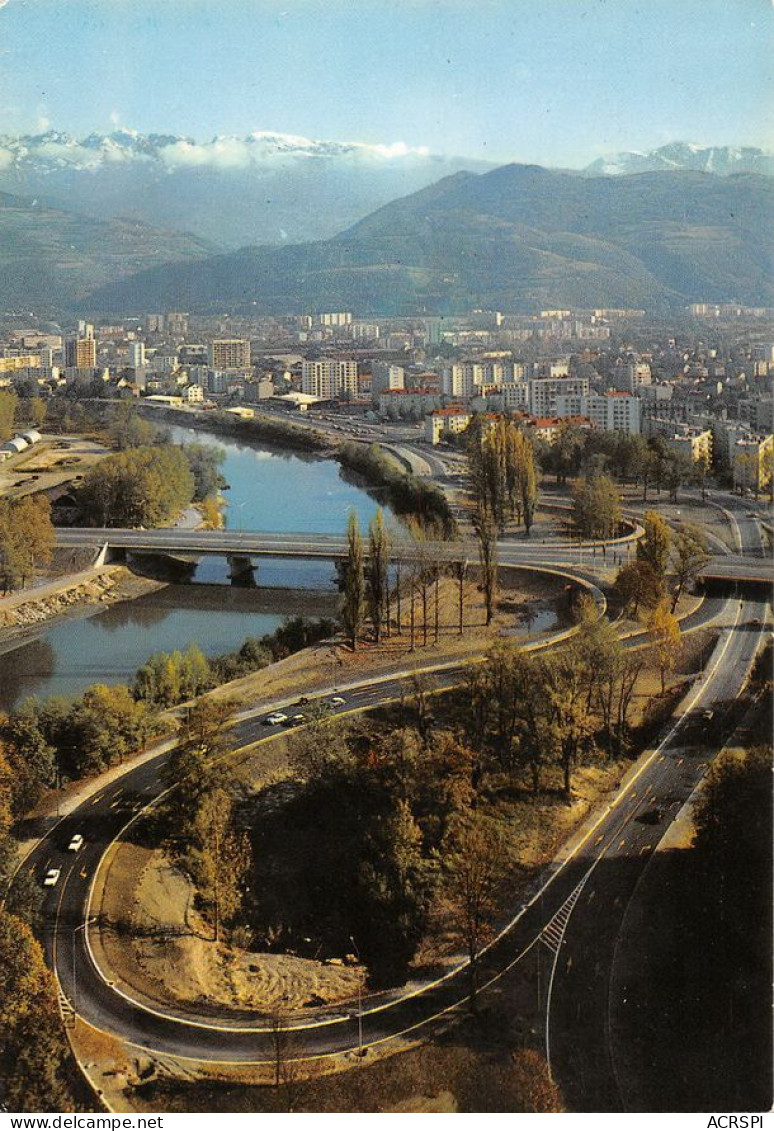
[[227, 553, 257, 587]]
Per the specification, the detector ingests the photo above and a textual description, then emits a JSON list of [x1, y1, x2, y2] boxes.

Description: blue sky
[[0, 0, 771, 165]]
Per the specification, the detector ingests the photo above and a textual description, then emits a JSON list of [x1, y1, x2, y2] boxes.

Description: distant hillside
[[85, 164, 774, 316], [0, 192, 216, 314]]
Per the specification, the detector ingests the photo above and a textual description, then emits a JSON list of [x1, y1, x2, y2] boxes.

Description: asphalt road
[[19, 492, 769, 1085], [21, 588, 763, 1068], [546, 505, 769, 1111]]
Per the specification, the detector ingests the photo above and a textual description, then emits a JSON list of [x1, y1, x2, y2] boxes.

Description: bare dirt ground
[[207, 568, 570, 710], [0, 434, 109, 500]]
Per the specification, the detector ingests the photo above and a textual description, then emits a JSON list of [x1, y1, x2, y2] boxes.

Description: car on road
[[68, 833, 84, 852], [43, 868, 61, 887], [264, 712, 288, 726], [636, 808, 664, 826], [328, 696, 346, 708], [284, 714, 306, 727]]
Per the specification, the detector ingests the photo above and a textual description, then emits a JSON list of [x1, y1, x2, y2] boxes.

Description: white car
[[329, 696, 346, 708], [264, 712, 288, 726], [68, 834, 84, 852], [43, 868, 61, 887]]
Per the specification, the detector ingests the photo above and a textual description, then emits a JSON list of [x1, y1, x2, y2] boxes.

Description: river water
[[0, 426, 383, 710]]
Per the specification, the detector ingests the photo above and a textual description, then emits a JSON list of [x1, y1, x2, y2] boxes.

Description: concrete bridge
[[53, 526, 772, 587]]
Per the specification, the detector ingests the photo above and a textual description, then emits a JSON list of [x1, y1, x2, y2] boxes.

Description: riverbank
[[0, 565, 165, 657]]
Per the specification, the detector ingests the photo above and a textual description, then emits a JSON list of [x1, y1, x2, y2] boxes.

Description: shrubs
[[338, 442, 457, 538]]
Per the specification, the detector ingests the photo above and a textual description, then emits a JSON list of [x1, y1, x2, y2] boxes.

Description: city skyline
[[0, 0, 772, 167]]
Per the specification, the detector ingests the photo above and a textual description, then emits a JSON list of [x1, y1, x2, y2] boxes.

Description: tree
[[366, 509, 390, 643], [647, 598, 682, 693], [166, 698, 237, 819], [190, 786, 251, 942], [473, 503, 498, 625], [442, 814, 509, 1010], [450, 553, 468, 637], [0, 908, 73, 1110], [182, 442, 227, 501], [637, 510, 672, 578], [582, 618, 642, 758], [77, 444, 195, 527], [671, 523, 710, 611], [341, 511, 365, 650], [539, 641, 596, 797], [68, 684, 152, 775], [108, 405, 158, 450], [0, 389, 18, 443], [613, 560, 664, 619], [571, 475, 621, 539], [0, 495, 55, 592]]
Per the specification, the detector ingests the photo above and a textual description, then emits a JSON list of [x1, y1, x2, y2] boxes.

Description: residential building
[[182, 384, 204, 403], [128, 341, 146, 369], [301, 358, 359, 400], [378, 388, 443, 418], [554, 391, 641, 434], [425, 407, 472, 445], [612, 361, 652, 392], [528, 376, 589, 417], [371, 362, 405, 398], [64, 336, 97, 369], [733, 434, 774, 493], [208, 339, 251, 370], [317, 312, 352, 327]]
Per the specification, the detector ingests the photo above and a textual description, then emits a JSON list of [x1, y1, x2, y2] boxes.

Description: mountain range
[[0, 129, 491, 249], [83, 163, 774, 317], [583, 142, 774, 178]]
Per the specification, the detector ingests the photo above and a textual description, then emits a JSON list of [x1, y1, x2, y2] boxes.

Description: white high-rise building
[[302, 358, 359, 399], [528, 376, 589, 417], [128, 341, 146, 369]]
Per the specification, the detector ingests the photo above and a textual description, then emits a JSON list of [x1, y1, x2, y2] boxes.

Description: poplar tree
[[342, 510, 365, 650], [367, 508, 391, 643]]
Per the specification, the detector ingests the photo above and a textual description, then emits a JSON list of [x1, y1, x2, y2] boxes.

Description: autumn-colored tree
[[647, 598, 682, 693], [638, 510, 672, 578], [167, 697, 237, 819], [77, 444, 195, 527], [0, 494, 55, 592], [539, 641, 597, 797], [0, 389, 18, 443], [0, 908, 73, 1110], [190, 786, 251, 942], [571, 474, 621, 539], [442, 814, 509, 1010], [613, 559, 664, 619], [671, 523, 710, 611]]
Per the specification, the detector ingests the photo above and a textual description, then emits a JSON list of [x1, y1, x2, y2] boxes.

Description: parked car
[[264, 712, 288, 726], [43, 868, 61, 887], [68, 834, 84, 852]]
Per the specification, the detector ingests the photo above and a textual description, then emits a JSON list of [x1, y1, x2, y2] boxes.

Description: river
[[0, 426, 383, 710]]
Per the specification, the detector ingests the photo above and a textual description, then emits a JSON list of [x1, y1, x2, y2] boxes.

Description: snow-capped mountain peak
[[584, 142, 774, 177]]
